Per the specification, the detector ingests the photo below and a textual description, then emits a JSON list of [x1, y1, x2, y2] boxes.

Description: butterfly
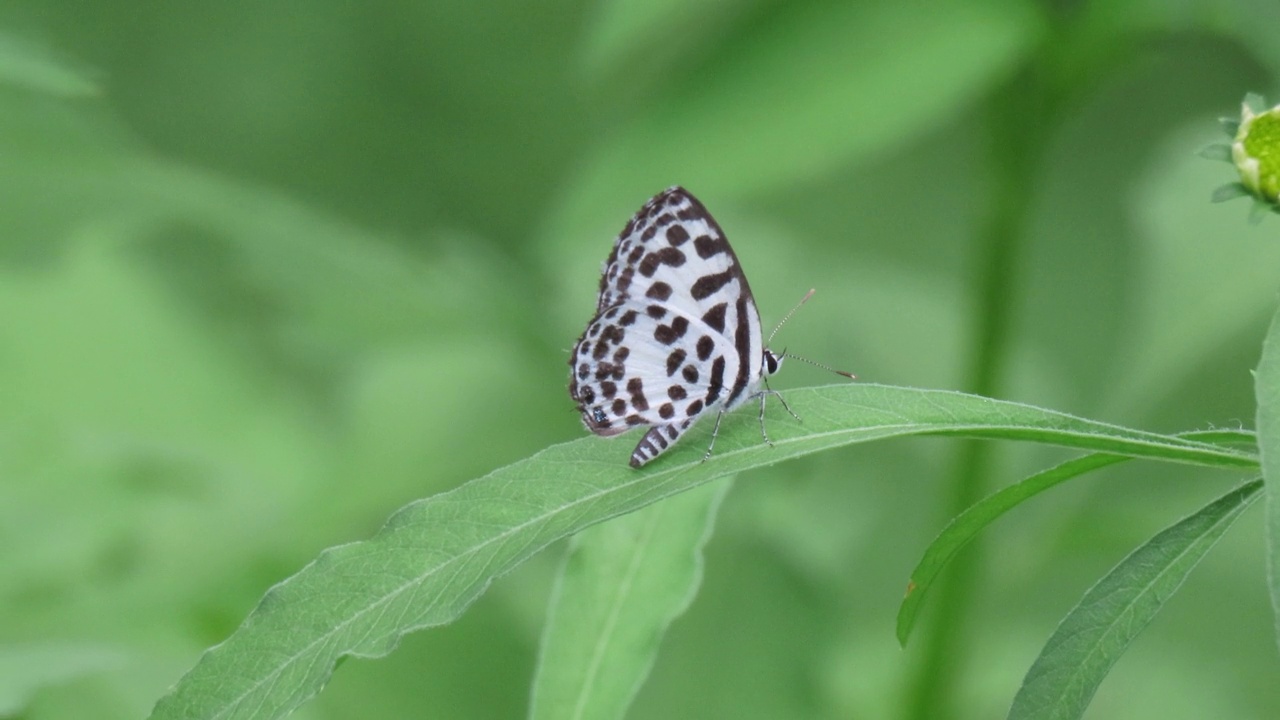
[[568, 186, 849, 468]]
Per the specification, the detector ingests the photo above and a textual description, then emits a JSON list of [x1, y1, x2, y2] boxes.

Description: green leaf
[[147, 384, 1256, 720], [896, 429, 1256, 646], [577, 0, 750, 83], [899, 453, 1126, 646], [1255, 303, 1280, 646], [1250, 199, 1273, 224], [1195, 143, 1233, 163], [0, 32, 98, 97], [0, 642, 123, 716], [1211, 182, 1250, 203], [1006, 478, 1263, 720], [570, 0, 1044, 199], [530, 480, 731, 720]]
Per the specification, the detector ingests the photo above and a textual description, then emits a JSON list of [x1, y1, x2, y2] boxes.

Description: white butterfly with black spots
[[569, 186, 801, 468]]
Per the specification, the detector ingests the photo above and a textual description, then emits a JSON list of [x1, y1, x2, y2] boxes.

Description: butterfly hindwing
[[571, 301, 744, 435]]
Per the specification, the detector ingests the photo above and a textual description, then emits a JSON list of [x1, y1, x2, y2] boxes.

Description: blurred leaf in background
[[1, 1, 1279, 719]]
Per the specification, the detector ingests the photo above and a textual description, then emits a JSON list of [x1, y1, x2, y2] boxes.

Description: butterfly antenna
[[767, 289, 856, 379], [767, 288, 817, 345], [783, 352, 856, 379]]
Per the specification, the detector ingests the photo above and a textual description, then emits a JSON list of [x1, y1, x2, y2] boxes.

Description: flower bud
[[1233, 94, 1280, 204]]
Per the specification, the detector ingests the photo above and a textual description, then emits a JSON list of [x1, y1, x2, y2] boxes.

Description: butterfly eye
[[763, 350, 782, 375]]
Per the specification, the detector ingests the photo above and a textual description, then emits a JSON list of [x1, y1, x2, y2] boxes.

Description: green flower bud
[[1205, 94, 1280, 222], [1233, 95, 1280, 204]]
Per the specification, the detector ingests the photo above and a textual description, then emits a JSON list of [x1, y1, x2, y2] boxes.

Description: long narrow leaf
[[530, 480, 730, 720], [0, 642, 122, 716], [897, 429, 1256, 645], [147, 384, 1258, 720], [1006, 479, 1263, 720], [1255, 303, 1280, 646], [0, 32, 99, 97], [899, 453, 1127, 645]]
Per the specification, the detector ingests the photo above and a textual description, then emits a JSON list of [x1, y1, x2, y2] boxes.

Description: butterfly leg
[[750, 378, 800, 448], [747, 376, 798, 438], [760, 376, 801, 423], [755, 391, 775, 448], [701, 410, 727, 463]]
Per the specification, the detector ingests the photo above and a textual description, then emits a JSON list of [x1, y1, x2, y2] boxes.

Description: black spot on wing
[[654, 316, 689, 345], [666, 349, 686, 376], [646, 282, 672, 301], [601, 247, 619, 292], [701, 303, 727, 333], [601, 325, 623, 344], [694, 234, 729, 259], [627, 377, 649, 412], [726, 295, 753, 405], [682, 364, 699, 384], [696, 335, 714, 361], [595, 362, 624, 381], [638, 247, 687, 278], [706, 356, 726, 405], [620, 265, 635, 286], [691, 270, 734, 300]]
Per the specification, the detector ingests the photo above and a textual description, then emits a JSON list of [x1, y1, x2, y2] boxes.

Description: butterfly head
[[763, 348, 783, 376]]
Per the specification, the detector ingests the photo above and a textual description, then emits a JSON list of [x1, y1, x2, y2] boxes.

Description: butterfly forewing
[[569, 187, 772, 468]]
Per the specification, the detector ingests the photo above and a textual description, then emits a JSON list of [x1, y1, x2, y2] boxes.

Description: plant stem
[[901, 68, 1049, 720]]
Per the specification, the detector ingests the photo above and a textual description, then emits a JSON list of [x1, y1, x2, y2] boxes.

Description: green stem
[[901, 69, 1049, 719]]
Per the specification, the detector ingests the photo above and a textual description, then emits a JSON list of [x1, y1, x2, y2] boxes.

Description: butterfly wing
[[569, 187, 769, 467], [597, 187, 759, 320], [570, 302, 741, 426]]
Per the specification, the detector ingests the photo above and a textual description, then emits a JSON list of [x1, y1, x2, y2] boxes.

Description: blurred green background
[[3, 1, 1280, 718]]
